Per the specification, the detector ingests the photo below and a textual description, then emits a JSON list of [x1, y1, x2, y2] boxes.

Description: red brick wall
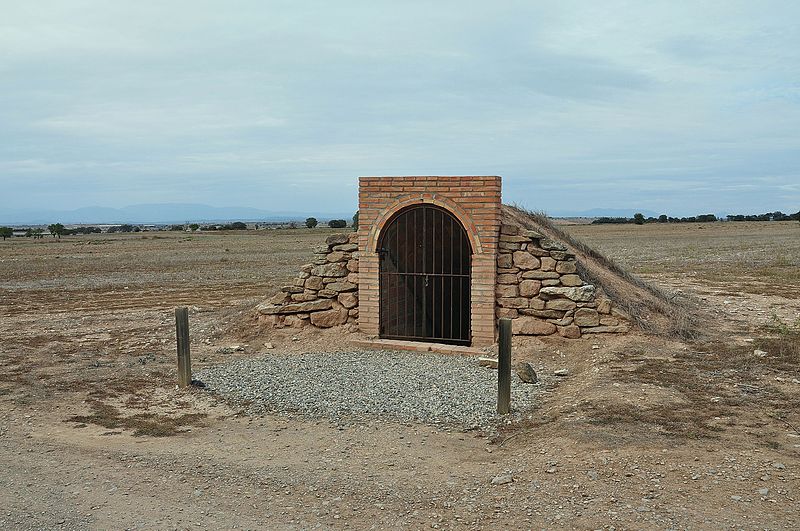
[[358, 176, 502, 346]]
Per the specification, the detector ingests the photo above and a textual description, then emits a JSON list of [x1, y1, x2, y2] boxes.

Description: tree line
[[1, 212, 361, 240], [592, 210, 800, 225]]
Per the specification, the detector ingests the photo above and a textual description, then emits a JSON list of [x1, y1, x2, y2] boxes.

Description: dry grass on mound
[[502, 204, 703, 339]]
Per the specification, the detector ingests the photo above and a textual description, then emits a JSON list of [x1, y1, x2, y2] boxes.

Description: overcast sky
[[1, 1, 798, 216]]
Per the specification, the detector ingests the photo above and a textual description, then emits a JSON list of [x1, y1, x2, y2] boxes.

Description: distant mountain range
[[548, 208, 662, 218], [0, 203, 356, 225]]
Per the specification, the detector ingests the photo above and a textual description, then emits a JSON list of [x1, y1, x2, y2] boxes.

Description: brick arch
[[366, 194, 483, 255]]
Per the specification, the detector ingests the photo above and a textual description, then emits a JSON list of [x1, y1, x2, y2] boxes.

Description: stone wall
[[256, 232, 360, 329], [496, 224, 629, 339], [255, 211, 631, 342]]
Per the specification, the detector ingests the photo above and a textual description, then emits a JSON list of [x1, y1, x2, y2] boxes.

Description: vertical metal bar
[[498, 318, 512, 414], [413, 207, 418, 337], [396, 211, 401, 337], [404, 209, 409, 338], [440, 209, 444, 340], [422, 206, 427, 338], [175, 307, 191, 387]]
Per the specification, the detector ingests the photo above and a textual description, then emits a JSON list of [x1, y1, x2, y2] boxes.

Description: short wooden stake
[[497, 318, 512, 415], [175, 307, 192, 387]]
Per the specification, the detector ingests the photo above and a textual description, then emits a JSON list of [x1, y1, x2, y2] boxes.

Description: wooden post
[[497, 318, 512, 414], [175, 307, 192, 387]]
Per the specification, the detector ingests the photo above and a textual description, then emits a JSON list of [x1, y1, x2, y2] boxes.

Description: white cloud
[[0, 1, 798, 215]]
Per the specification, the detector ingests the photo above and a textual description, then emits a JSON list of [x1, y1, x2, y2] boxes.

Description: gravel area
[[196, 349, 543, 431]]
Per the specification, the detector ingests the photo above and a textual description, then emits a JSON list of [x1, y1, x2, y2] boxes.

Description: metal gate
[[378, 204, 471, 345]]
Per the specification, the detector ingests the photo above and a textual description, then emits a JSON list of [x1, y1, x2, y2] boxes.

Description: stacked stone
[[496, 224, 628, 339], [257, 233, 360, 329]]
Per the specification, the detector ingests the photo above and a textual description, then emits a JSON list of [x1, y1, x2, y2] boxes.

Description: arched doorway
[[378, 204, 472, 345]]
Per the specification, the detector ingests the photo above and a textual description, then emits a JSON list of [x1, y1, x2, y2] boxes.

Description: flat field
[[1, 222, 798, 529]]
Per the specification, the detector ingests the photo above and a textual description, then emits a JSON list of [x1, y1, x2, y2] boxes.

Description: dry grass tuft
[[67, 401, 207, 437]]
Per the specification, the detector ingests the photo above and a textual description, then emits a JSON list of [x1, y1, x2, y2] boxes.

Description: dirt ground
[[1, 223, 799, 529]]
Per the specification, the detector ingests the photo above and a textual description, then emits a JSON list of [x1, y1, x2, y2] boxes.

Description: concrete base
[[351, 338, 487, 356]]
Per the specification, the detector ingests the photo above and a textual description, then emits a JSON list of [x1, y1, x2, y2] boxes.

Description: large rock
[[326, 251, 349, 263], [512, 317, 557, 336], [597, 298, 612, 314], [574, 308, 600, 326], [519, 279, 541, 297], [540, 238, 567, 251], [545, 299, 577, 311], [311, 262, 349, 278], [291, 292, 318, 302], [500, 234, 530, 243], [496, 253, 513, 268], [495, 284, 518, 298], [305, 276, 324, 290], [539, 257, 556, 271], [333, 243, 358, 252], [496, 273, 519, 284], [560, 274, 583, 287], [338, 292, 358, 309], [555, 261, 577, 274], [528, 298, 545, 310], [310, 307, 349, 328], [558, 325, 581, 339], [521, 270, 560, 280], [523, 309, 565, 319], [512, 251, 540, 270], [326, 234, 349, 246], [326, 281, 357, 293], [497, 297, 529, 309], [539, 285, 595, 302], [257, 298, 332, 315]]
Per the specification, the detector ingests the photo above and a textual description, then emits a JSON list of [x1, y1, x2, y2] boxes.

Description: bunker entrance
[[378, 204, 471, 345]]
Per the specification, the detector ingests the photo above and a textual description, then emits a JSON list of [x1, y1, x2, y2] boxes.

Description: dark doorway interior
[[378, 204, 471, 345]]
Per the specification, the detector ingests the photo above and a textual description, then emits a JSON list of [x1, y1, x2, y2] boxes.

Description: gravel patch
[[197, 349, 543, 431]]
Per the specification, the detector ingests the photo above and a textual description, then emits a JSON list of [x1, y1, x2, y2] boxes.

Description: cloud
[[0, 1, 798, 216]]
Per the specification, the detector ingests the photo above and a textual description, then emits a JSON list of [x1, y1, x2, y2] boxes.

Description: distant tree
[[170, 224, 184, 231], [328, 219, 347, 229], [352, 211, 359, 231], [633, 213, 645, 225], [658, 214, 668, 223], [47, 223, 65, 238], [305, 217, 318, 229], [189, 223, 199, 231], [229, 221, 247, 230], [696, 214, 717, 223], [0, 226, 12, 240]]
